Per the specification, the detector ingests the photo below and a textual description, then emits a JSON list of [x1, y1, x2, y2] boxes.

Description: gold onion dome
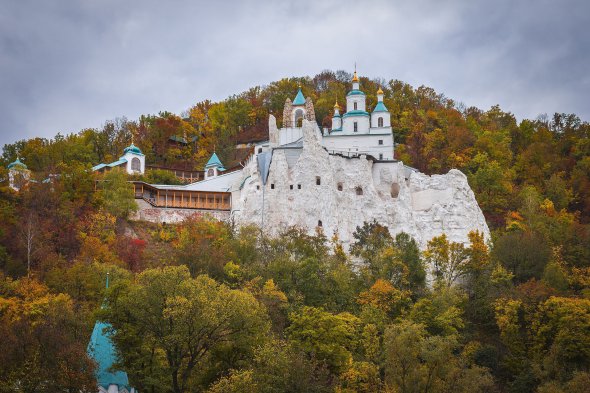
[[377, 86, 384, 95], [352, 71, 359, 82], [334, 101, 341, 110]]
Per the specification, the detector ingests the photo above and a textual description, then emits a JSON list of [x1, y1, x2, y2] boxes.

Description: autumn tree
[[286, 306, 360, 374], [96, 169, 137, 219], [106, 266, 270, 393], [383, 321, 494, 393], [0, 277, 96, 392]]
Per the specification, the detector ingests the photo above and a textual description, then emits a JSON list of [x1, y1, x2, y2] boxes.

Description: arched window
[[354, 102, 358, 110], [258, 147, 262, 153], [355, 186, 363, 196], [378, 117, 383, 127], [294, 109, 304, 127], [131, 157, 141, 172], [318, 220, 323, 227], [337, 183, 343, 191], [207, 168, 214, 177], [353, 122, 358, 132]]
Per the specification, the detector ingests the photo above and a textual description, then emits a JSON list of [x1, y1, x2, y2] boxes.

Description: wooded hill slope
[[1, 70, 590, 393]]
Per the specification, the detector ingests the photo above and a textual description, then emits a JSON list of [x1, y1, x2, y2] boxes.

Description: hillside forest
[[0, 70, 590, 393]]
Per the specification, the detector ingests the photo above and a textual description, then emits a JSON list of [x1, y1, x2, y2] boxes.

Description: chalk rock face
[[233, 120, 490, 249], [268, 115, 280, 148]]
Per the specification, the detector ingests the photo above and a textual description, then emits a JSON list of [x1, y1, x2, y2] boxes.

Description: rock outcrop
[[232, 119, 490, 249]]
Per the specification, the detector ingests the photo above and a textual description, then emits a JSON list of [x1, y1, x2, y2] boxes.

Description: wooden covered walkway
[[132, 182, 231, 211]]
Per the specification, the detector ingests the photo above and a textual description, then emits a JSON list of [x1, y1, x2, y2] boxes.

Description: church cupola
[[376, 86, 384, 102], [351, 70, 360, 91], [293, 87, 305, 106], [371, 86, 391, 128], [204, 152, 225, 179], [7, 157, 31, 191], [331, 101, 342, 131], [121, 142, 145, 175], [291, 87, 307, 127], [282, 87, 316, 128], [345, 69, 366, 113]]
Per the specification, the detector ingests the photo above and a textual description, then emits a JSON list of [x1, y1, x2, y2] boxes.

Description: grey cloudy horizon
[[1, 0, 589, 148]]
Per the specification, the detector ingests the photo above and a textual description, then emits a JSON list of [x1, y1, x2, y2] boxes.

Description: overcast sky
[[1, 0, 588, 147]]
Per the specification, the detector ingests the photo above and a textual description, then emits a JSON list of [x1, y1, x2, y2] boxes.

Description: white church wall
[[323, 134, 394, 160], [346, 95, 367, 112], [342, 115, 370, 134], [371, 112, 391, 128]]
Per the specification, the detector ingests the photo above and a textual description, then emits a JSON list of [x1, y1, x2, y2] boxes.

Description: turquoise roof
[[205, 152, 225, 170], [87, 321, 131, 390], [87, 275, 133, 391], [332, 113, 341, 118], [92, 158, 127, 172], [123, 143, 143, 155], [347, 89, 365, 96], [293, 88, 306, 105], [7, 158, 27, 170], [343, 110, 370, 118], [373, 101, 389, 113]]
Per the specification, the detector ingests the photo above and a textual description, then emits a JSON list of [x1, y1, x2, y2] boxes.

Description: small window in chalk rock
[[391, 183, 400, 198], [337, 183, 343, 191], [316, 177, 321, 185], [256, 185, 260, 190], [297, 184, 301, 189], [258, 148, 262, 153], [356, 186, 363, 195], [271, 184, 275, 189], [318, 220, 323, 227], [290, 185, 293, 190]]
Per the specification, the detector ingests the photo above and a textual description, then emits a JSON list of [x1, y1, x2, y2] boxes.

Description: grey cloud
[[0, 0, 588, 147]]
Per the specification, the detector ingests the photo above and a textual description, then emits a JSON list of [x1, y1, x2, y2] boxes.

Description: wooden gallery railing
[[132, 182, 231, 211]]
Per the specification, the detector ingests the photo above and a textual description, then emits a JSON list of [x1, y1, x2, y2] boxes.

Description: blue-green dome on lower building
[[7, 158, 27, 170], [87, 321, 131, 391], [293, 88, 306, 105], [343, 110, 370, 118], [123, 143, 143, 155], [346, 89, 365, 96], [373, 102, 389, 113], [205, 152, 225, 170]]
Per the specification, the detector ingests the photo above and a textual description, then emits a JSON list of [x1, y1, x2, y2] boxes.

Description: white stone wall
[[279, 127, 304, 146], [233, 119, 490, 249], [130, 199, 230, 224]]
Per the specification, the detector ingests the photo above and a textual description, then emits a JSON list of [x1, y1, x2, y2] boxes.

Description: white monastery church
[[115, 71, 490, 248]]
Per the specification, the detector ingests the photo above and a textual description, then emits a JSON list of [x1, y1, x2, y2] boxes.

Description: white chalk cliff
[[232, 118, 490, 249]]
